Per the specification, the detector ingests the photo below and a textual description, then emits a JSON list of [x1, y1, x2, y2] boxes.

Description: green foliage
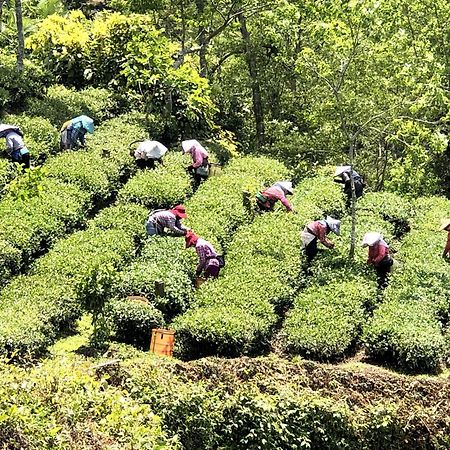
[[26, 84, 117, 126], [173, 176, 345, 358], [110, 298, 165, 349], [0, 52, 51, 111], [5, 165, 48, 201], [118, 153, 193, 208], [0, 358, 176, 448], [283, 281, 372, 360]]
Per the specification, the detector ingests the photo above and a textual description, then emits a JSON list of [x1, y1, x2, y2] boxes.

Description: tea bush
[[110, 298, 165, 349], [283, 280, 372, 360], [118, 153, 193, 208], [363, 195, 450, 372], [173, 176, 345, 358], [26, 84, 117, 126]]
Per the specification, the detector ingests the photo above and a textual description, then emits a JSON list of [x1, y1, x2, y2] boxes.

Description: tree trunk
[[195, 0, 208, 77], [238, 12, 265, 150], [349, 140, 357, 259], [15, 0, 24, 72]]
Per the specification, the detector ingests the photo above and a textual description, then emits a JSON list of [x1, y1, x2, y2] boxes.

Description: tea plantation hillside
[[2, 0, 450, 445]]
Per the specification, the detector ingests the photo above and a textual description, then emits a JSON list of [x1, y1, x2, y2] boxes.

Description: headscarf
[[185, 230, 199, 248], [325, 216, 341, 235], [273, 181, 294, 195], [72, 115, 94, 134], [170, 204, 188, 219], [361, 232, 382, 247]]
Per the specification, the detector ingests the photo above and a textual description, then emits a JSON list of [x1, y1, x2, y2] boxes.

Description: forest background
[[1, 0, 450, 197]]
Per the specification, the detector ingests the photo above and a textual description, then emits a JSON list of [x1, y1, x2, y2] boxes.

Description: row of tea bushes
[[363, 196, 450, 373], [172, 176, 345, 358], [279, 192, 399, 361], [0, 115, 144, 284], [111, 156, 291, 347], [0, 154, 195, 357]]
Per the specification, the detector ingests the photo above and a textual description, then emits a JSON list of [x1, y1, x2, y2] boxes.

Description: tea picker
[[185, 230, 224, 283], [362, 232, 393, 289], [130, 140, 167, 169], [146, 205, 189, 236], [60, 115, 94, 150], [301, 216, 341, 263], [256, 181, 294, 212], [334, 165, 365, 207], [182, 139, 209, 187], [0, 124, 30, 169], [440, 219, 450, 259]]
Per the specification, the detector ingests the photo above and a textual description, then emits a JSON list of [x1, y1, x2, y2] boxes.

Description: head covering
[[138, 140, 168, 159], [0, 124, 22, 139], [274, 181, 294, 195], [73, 115, 94, 134], [334, 165, 351, 177], [325, 216, 341, 235], [440, 219, 450, 231], [361, 232, 382, 247], [181, 139, 206, 154], [185, 230, 199, 248], [170, 204, 188, 219]]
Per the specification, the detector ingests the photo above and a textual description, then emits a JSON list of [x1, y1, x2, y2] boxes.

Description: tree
[[14, 0, 24, 71]]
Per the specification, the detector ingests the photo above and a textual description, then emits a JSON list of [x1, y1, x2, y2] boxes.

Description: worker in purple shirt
[[146, 204, 189, 236], [185, 230, 221, 279]]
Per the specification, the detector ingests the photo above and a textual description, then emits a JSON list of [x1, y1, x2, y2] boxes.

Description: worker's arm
[[316, 224, 334, 248], [333, 177, 345, 184], [443, 233, 450, 257], [279, 195, 293, 212], [166, 216, 187, 236]]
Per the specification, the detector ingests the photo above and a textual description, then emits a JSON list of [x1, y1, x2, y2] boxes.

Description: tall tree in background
[[15, 0, 24, 71]]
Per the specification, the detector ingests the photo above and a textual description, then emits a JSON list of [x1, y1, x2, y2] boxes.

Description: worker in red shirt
[[301, 216, 341, 263], [256, 181, 294, 212], [440, 219, 450, 258], [362, 232, 393, 289]]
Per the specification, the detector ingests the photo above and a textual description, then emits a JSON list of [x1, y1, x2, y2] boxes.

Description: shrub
[[26, 84, 117, 126], [118, 153, 193, 208], [110, 298, 165, 349], [283, 281, 372, 360], [173, 176, 345, 358], [0, 52, 51, 112], [0, 240, 21, 286]]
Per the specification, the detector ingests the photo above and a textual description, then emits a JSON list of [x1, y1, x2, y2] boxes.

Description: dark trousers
[[136, 159, 157, 170], [204, 265, 220, 279], [375, 257, 393, 290], [12, 152, 30, 169], [305, 238, 318, 263]]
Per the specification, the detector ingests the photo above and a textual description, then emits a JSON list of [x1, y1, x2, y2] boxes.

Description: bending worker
[[334, 165, 365, 206], [185, 230, 222, 280], [60, 115, 94, 150], [362, 232, 393, 289], [146, 204, 188, 236], [440, 219, 450, 259], [256, 181, 294, 212], [0, 124, 30, 168], [182, 139, 209, 186], [301, 216, 341, 263], [130, 140, 167, 170]]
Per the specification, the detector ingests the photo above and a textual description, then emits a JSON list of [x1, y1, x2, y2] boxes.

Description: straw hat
[[439, 219, 450, 231], [325, 216, 341, 235], [334, 165, 351, 177], [361, 232, 382, 247]]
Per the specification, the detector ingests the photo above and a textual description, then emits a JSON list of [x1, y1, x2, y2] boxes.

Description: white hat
[[439, 219, 450, 231], [138, 140, 168, 159], [181, 139, 206, 154], [361, 232, 382, 247], [325, 216, 341, 235], [334, 165, 351, 177], [274, 181, 293, 195]]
